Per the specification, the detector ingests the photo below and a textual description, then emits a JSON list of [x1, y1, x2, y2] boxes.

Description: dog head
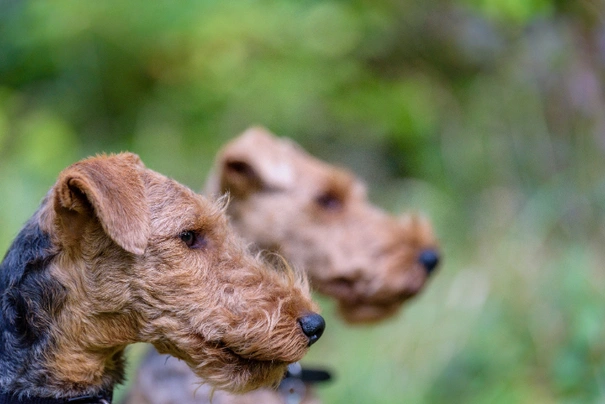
[[0, 152, 323, 395], [207, 128, 440, 323]]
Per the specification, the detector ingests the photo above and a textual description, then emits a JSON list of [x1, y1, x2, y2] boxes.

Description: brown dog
[[208, 127, 439, 323], [126, 129, 439, 403], [0, 153, 323, 403]]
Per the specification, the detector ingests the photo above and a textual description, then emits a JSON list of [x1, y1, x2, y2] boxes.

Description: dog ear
[[220, 158, 264, 198], [53, 153, 150, 255], [209, 126, 295, 198]]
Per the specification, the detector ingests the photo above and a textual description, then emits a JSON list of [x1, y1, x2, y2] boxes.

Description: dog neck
[[0, 206, 125, 399]]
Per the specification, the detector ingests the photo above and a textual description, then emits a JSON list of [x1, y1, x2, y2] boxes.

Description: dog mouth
[[319, 278, 418, 305], [318, 278, 420, 324], [193, 333, 287, 365], [217, 340, 287, 366], [337, 300, 405, 323]]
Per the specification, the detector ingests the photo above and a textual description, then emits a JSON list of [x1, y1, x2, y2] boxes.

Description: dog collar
[[278, 362, 332, 404], [0, 391, 112, 404]]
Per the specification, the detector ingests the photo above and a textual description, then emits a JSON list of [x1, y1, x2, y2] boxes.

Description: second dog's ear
[[210, 126, 295, 199], [220, 158, 264, 198], [53, 153, 150, 255]]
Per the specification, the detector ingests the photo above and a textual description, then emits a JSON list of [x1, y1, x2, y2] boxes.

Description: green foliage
[[465, 0, 554, 23], [1, 0, 604, 403]]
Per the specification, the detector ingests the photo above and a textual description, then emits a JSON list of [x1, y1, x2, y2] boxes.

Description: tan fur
[[126, 129, 439, 404], [2, 152, 321, 398]]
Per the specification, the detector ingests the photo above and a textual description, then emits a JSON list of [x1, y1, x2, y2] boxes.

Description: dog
[[0, 152, 324, 403]]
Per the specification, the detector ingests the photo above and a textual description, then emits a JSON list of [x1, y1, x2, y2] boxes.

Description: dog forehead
[[143, 173, 220, 233], [295, 165, 368, 206], [280, 144, 365, 195]]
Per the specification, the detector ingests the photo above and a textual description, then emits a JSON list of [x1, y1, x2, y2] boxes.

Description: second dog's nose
[[418, 249, 440, 274], [298, 313, 325, 346]]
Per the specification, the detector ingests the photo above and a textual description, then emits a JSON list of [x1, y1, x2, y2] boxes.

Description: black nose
[[418, 249, 440, 274], [298, 313, 325, 346]]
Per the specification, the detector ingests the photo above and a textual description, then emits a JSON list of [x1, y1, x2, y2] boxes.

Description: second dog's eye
[[315, 193, 342, 211], [179, 231, 207, 249]]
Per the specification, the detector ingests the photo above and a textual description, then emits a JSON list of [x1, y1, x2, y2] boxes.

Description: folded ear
[[53, 152, 150, 255], [208, 126, 295, 198]]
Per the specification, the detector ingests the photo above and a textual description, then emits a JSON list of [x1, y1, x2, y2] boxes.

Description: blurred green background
[[1, 0, 604, 403]]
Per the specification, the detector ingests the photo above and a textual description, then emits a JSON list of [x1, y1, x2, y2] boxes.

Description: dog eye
[[315, 193, 342, 211], [179, 231, 207, 249]]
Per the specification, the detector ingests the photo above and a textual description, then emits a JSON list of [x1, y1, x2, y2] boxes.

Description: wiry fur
[[0, 153, 320, 400], [126, 128, 439, 404]]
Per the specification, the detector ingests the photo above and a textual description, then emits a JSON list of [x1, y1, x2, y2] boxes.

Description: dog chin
[[196, 351, 288, 393], [337, 301, 402, 324], [318, 280, 413, 323], [180, 336, 290, 393], [227, 358, 288, 393]]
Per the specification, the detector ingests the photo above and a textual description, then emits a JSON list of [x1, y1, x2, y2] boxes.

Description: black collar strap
[[278, 363, 332, 404], [0, 391, 112, 404], [283, 362, 332, 385]]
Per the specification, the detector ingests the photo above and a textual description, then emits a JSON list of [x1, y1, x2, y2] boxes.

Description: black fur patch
[[0, 213, 65, 350]]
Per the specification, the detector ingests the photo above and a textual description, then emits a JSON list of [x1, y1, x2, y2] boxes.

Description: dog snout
[[418, 249, 440, 274], [298, 313, 325, 346]]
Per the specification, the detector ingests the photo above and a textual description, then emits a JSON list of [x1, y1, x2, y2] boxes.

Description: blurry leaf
[[301, 3, 361, 58], [14, 110, 79, 180], [466, 0, 554, 23]]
